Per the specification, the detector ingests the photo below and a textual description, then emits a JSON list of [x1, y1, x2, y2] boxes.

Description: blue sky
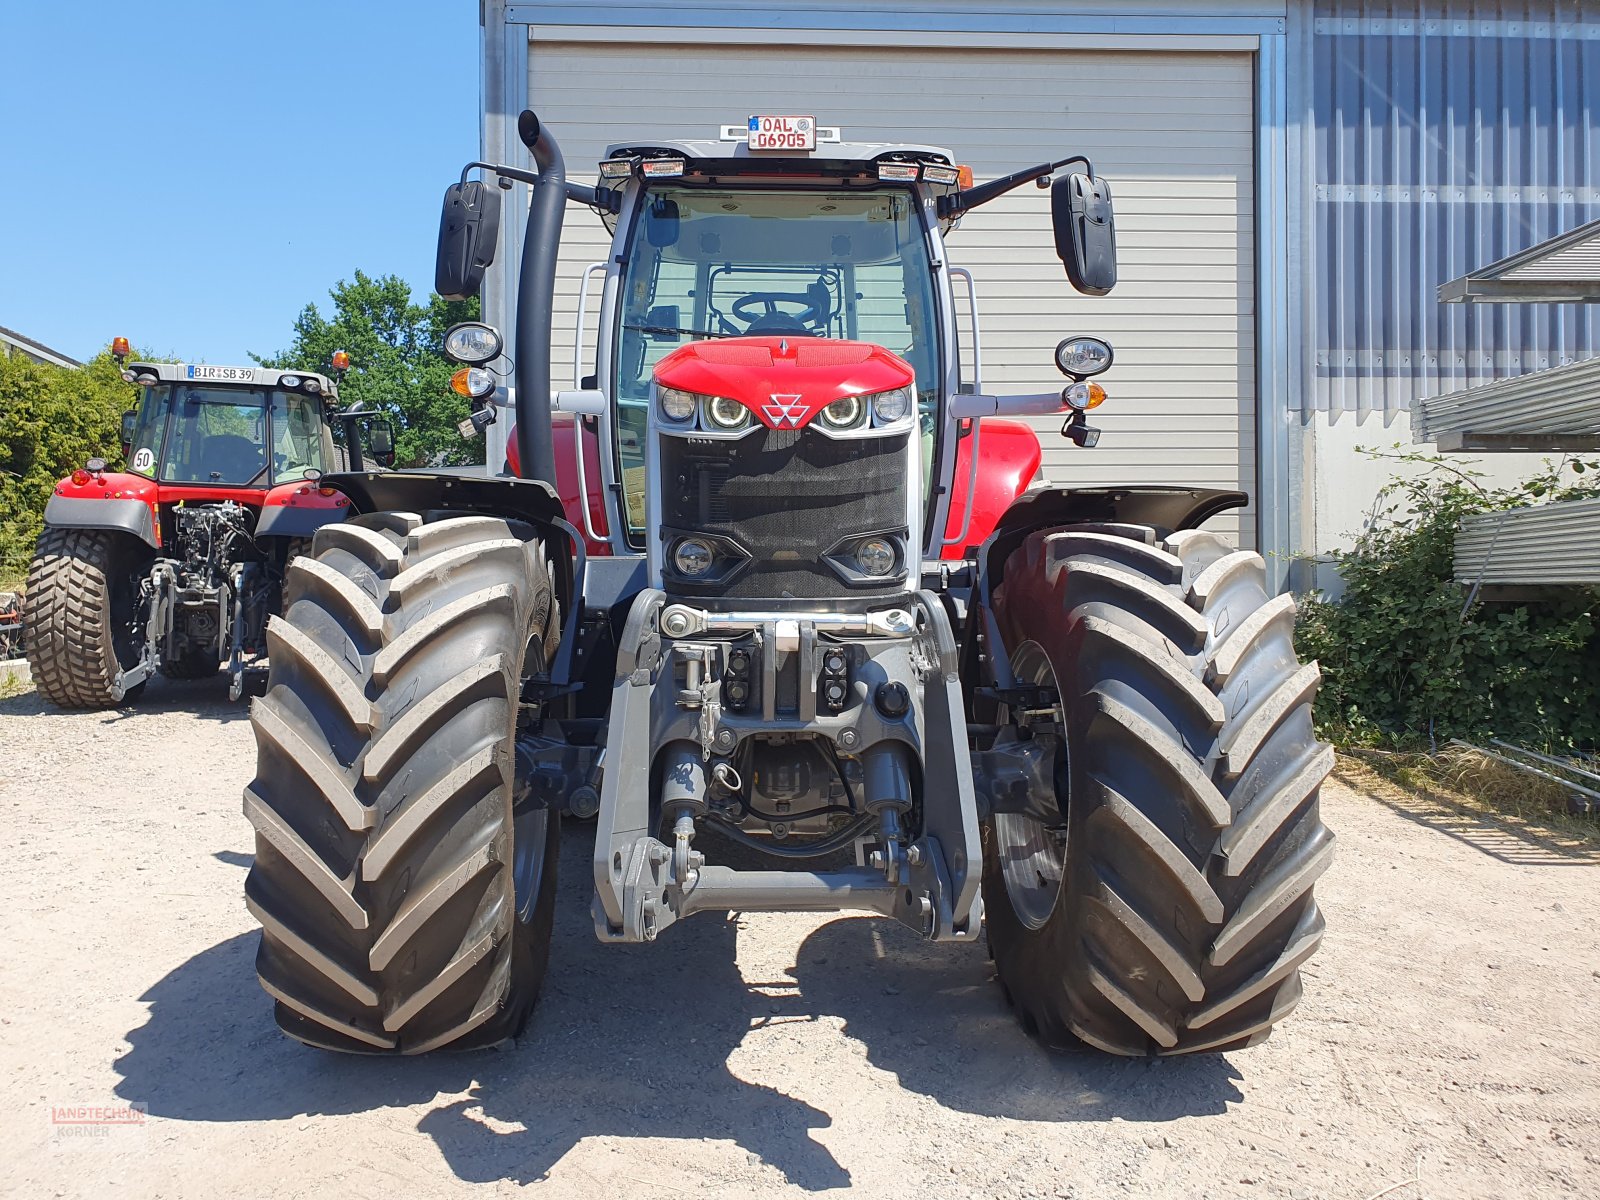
[[0, 2, 478, 366]]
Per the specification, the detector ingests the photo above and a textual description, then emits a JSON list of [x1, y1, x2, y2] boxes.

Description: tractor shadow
[[114, 822, 1242, 1189], [0, 674, 246, 724]]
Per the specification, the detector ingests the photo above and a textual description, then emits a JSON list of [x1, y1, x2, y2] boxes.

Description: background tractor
[[240, 112, 1332, 1057], [24, 348, 396, 706]]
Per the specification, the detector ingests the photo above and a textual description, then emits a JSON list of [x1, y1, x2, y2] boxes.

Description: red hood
[[653, 337, 915, 430]]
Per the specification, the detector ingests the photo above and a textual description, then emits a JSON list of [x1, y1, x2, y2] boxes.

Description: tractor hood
[[654, 337, 915, 431]]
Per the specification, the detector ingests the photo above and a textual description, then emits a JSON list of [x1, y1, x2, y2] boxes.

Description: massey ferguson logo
[[762, 394, 807, 428]]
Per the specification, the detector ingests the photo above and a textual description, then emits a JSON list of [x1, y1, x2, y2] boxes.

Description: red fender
[[939, 418, 1042, 559], [508, 417, 612, 555]]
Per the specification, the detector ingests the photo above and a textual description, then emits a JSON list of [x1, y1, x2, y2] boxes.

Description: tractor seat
[[200, 434, 265, 483]]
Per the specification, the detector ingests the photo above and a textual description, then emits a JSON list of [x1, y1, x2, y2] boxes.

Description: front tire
[[984, 524, 1333, 1055], [24, 527, 151, 708], [243, 512, 561, 1053]]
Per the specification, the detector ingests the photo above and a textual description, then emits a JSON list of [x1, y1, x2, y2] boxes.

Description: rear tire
[[983, 524, 1333, 1055], [24, 527, 150, 708], [243, 512, 561, 1054]]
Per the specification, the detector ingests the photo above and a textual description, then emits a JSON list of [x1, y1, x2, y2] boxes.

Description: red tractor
[[240, 114, 1332, 1057], [25, 347, 395, 706]]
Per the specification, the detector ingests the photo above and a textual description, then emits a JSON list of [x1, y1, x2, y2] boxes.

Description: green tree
[[253, 272, 483, 468], [0, 347, 135, 586]]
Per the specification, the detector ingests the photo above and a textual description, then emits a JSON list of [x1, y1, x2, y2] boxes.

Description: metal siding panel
[[1311, 0, 1600, 416], [1454, 496, 1600, 584], [527, 40, 1257, 546]]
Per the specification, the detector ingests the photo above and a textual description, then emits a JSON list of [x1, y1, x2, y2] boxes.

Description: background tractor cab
[[24, 343, 397, 707]]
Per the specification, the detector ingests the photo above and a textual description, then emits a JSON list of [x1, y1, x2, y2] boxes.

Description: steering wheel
[[731, 292, 823, 328]]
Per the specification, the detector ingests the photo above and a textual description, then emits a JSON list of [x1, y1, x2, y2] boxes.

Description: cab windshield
[[126, 385, 327, 485], [612, 186, 941, 542]]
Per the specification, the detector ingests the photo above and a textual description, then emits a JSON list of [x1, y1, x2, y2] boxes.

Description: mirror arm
[[938, 155, 1093, 219]]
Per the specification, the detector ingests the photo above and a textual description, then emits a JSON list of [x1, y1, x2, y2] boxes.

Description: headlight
[[1065, 381, 1107, 410], [303, 378, 322, 395], [444, 321, 504, 365], [855, 538, 897, 576], [673, 538, 715, 577], [820, 396, 865, 431], [1055, 336, 1113, 378], [281, 375, 302, 388], [866, 386, 913, 424], [659, 387, 698, 422], [704, 396, 752, 431]]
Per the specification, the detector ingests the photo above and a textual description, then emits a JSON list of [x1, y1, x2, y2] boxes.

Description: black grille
[[660, 427, 908, 601]]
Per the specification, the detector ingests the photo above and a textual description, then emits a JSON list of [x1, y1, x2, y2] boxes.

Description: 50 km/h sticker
[[747, 115, 815, 152], [131, 448, 156, 472]]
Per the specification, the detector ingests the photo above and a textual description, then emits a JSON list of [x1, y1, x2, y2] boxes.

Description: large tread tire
[[243, 511, 560, 1054], [984, 523, 1333, 1056], [24, 527, 150, 709]]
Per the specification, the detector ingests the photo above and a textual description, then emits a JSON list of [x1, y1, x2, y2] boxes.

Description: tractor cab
[[117, 363, 341, 488]]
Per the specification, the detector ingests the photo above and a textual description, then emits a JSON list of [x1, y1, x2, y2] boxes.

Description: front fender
[[938, 418, 1041, 560], [320, 467, 567, 531]]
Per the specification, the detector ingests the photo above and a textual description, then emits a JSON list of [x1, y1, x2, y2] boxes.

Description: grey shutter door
[[529, 39, 1256, 545]]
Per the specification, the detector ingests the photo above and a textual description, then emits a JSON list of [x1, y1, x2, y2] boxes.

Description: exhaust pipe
[[513, 110, 563, 486]]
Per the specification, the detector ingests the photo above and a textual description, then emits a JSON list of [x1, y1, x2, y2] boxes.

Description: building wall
[[1303, 0, 1600, 572]]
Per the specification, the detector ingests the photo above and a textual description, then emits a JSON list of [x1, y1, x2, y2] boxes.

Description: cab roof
[[127, 362, 340, 398], [602, 138, 955, 166]]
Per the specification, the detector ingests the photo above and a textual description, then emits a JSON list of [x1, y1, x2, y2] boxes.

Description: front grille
[[660, 427, 908, 601]]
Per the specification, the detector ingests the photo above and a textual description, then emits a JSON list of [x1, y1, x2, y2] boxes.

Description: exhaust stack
[[514, 109, 564, 486]]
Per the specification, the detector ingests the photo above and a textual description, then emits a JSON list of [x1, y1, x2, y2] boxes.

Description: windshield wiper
[[625, 323, 728, 340]]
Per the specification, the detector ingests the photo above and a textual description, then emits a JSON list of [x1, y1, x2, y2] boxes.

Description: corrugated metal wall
[[1312, 0, 1600, 415]]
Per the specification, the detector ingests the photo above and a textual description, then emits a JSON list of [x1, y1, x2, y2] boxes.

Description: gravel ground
[[1, 675, 1597, 1199]]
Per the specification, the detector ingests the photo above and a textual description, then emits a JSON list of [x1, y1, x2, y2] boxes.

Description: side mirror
[[366, 420, 397, 468], [119, 410, 137, 453], [1051, 173, 1117, 297], [645, 196, 680, 248], [435, 180, 503, 301]]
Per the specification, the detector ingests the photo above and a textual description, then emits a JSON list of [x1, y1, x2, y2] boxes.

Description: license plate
[[186, 364, 255, 382], [747, 115, 816, 152]]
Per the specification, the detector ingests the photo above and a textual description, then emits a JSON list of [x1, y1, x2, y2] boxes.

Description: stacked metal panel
[[1312, 0, 1600, 415], [1454, 496, 1600, 585], [1413, 354, 1600, 447]]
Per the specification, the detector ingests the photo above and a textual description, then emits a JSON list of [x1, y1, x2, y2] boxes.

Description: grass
[[0, 667, 32, 699], [1336, 742, 1600, 850]]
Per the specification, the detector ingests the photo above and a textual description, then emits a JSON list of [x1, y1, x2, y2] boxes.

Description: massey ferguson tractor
[[25, 348, 395, 706], [240, 113, 1333, 1058]]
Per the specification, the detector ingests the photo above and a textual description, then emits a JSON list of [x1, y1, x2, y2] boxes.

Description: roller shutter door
[[529, 38, 1257, 545]]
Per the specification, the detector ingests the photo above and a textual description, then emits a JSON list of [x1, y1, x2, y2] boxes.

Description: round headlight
[[120, 370, 136, 383], [704, 396, 751, 431], [855, 538, 897, 577], [820, 396, 864, 430], [1054, 336, 1114, 379], [281, 375, 301, 388], [868, 386, 913, 424], [673, 538, 715, 577], [444, 322, 504, 365], [303, 378, 322, 395], [659, 387, 697, 422]]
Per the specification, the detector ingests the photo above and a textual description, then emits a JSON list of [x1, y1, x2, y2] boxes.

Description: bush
[[0, 348, 134, 588], [1297, 450, 1600, 751]]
